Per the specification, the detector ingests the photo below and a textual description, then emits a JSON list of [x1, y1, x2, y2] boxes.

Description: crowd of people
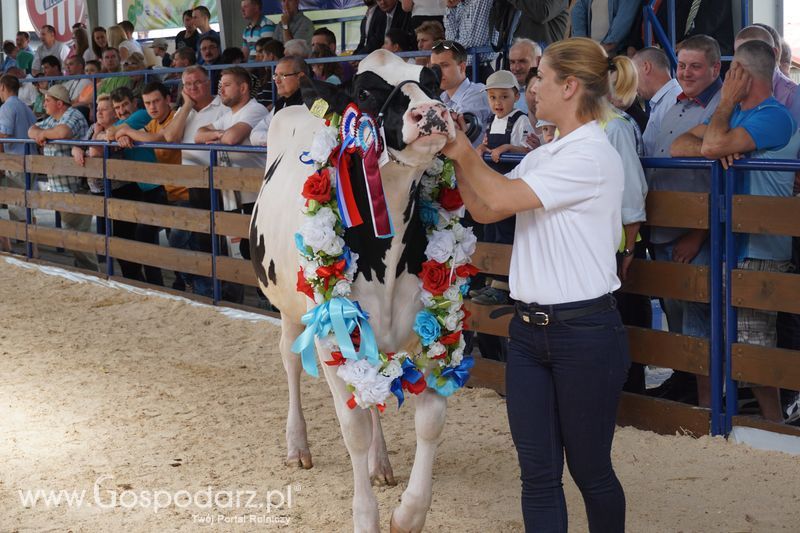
[[0, 2, 798, 422]]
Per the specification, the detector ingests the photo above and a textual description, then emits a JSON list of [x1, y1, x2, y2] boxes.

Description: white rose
[[443, 285, 462, 303], [420, 289, 435, 307], [345, 251, 359, 279], [427, 341, 446, 357], [300, 221, 337, 255], [337, 358, 379, 388], [444, 308, 464, 331], [309, 125, 339, 164], [425, 229, 456, 263], [452, 225, 477, 266], [332, 279, 351, 297], [322, 235, 345, 257], [449, 336, 466, 367], [381, 359, 403, 380], [353, 374, 393, 407], [313, 206, 338, 227]]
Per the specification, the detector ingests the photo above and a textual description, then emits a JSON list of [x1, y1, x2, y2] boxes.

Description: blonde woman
[[443, 37, 635, 532], [106, 25, 127, 59]]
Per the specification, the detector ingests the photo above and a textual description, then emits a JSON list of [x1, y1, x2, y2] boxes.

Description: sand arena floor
[[1, 259, 799, 532]]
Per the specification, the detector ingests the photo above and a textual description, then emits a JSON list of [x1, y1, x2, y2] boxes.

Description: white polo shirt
[[181, 96, 226, 166], [507, 121, 624, 305]]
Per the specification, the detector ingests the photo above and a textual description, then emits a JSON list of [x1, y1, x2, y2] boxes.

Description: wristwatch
[[619, 247, 634, 257]]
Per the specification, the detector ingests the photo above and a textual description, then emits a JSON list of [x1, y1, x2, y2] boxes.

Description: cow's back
[[250, 105, 323, 321]]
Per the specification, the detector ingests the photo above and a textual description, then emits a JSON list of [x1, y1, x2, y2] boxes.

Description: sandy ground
[[1, 260, 799, 533]]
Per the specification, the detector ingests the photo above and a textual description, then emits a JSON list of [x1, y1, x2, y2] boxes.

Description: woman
[[442, 37, 633, 532], [310, 47, 342, 85], [70, 27, 90, 61], [106, 25, 127, 56], [86, 27, 107, 62]]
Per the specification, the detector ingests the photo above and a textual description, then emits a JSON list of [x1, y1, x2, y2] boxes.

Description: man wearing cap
[[149, 39, 172, 68], [27, 84, 95, 271]]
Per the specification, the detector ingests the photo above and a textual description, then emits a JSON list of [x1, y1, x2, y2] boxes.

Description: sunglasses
[[432, 40, 466, 55]]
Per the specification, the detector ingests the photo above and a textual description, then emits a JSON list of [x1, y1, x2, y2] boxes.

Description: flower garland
[[292, 104, 477, 411]]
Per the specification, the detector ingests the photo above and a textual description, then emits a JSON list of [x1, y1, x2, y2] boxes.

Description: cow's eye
[[358, 89, 371, 102]]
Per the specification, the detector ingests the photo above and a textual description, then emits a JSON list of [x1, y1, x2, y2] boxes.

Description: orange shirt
[[145, 109, 188, 202]]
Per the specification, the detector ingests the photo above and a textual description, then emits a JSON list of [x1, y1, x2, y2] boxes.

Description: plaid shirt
[[34, 107, 89, 193], [444, 0, 496, 64]]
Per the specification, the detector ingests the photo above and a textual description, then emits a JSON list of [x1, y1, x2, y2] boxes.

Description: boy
[[477, 70, 532, 163]]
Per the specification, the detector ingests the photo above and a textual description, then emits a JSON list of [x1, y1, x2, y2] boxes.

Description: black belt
[[489, 295, 615, 326]]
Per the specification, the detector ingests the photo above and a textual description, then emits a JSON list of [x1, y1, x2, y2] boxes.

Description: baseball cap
[[149, 38, 168, 50], [484, 70, 518, 91], [45, 84, 71, 105]]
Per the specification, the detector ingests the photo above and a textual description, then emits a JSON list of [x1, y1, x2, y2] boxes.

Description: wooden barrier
[[3, 154, 800, 438]]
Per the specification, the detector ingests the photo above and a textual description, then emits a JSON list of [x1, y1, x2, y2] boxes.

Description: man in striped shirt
[[242, 0, 276, 61]]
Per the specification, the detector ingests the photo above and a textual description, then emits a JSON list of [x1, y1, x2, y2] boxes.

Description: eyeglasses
[[432, 40, 466, 55], [183, 81, 208, 88], [273, 72, 301, 82]]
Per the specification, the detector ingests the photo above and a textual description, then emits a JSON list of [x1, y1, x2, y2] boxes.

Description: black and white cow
[[249, 50, 456, 532]]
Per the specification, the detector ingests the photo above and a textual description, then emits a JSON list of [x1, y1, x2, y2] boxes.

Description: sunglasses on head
[[432, 40, 466, 55]]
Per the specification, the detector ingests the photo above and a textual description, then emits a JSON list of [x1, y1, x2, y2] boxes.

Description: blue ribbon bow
[[429, 356, 475, 397], [291, 297, 379, 377], [390, 358, 426, 408]]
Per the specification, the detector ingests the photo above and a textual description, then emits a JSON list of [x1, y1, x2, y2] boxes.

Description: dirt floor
[[1, 259, 799, 533]]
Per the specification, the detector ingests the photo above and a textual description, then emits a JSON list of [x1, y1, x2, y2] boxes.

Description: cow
[[249, 49, 457, 532]]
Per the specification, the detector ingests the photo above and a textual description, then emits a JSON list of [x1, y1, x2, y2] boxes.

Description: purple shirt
[[773, 69, 797, 108]]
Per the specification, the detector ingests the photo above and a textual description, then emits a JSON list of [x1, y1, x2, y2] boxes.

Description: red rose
[[296, 269, 315, 300], [420, 260, 452, 296], [403, 375, 427, 395], [439, 331, 461, 345], [350, 328, 361, 350], [302, 168, 332, 203], [324, 351, 345, 366], [438, 186, 463, 211], [456, 264, 479, 278]]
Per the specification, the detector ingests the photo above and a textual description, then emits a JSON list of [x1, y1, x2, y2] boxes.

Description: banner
[[122, 0, 219, 31], [26, 0, 89, 43], [263, 1, 363, 14]]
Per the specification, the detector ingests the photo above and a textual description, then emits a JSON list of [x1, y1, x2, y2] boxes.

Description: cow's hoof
[[285, 449, 313, 469], [369, 460, 396, 486], [389, 511, 420, 533]]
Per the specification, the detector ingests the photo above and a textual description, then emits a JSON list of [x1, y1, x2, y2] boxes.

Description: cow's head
[[301, 49, 454, 168]]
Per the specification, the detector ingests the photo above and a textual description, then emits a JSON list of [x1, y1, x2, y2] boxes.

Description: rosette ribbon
[[429, 356, 475, 397], [390, 358, 426, 408], [333, 104, 364, 229], [291, 297, 379, 377]]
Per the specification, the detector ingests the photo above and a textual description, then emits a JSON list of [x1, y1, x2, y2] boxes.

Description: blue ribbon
[[389, 358, 426, 408], [291, 297, 379, 377], [299, 151, 314, 165], [429, 356, 475, 397]]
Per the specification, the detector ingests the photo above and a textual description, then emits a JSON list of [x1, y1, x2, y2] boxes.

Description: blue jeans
[[506, 295, 630, 533], [651, 238, 711, 338]]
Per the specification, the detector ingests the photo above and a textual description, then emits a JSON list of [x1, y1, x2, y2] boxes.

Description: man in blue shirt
[[0, 74, 36, 250], [673, 39, 799, 422]]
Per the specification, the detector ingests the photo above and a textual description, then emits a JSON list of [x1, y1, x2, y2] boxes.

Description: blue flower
[[419, 200, 439, 228], [459, 281, 470, 296], [413, 310, 441, 346], [294, 232, 306, 253]]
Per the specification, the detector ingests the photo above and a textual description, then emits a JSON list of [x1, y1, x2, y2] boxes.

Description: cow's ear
[[299, 76, 352, 116]]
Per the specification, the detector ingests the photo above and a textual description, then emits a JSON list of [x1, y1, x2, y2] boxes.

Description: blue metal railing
[[2, 134, 797, 435]]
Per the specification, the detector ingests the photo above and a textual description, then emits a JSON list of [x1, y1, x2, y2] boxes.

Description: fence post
[[644, 2, 653, 47], [724, 165, 738, 435], [23, 142, 33, 259], [103, 145, 113, 278], [709, 161, 725, 436], [209, 150, 220, 304]]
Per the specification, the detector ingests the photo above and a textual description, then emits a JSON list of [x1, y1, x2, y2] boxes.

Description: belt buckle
[[533, 311, 549, 326]]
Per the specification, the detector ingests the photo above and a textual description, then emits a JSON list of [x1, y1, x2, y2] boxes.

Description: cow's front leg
[[318, 347, 380, 532], [390, 389, 447, 533], [279, 317, 312, 469], [369, 408, 396, 486]]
